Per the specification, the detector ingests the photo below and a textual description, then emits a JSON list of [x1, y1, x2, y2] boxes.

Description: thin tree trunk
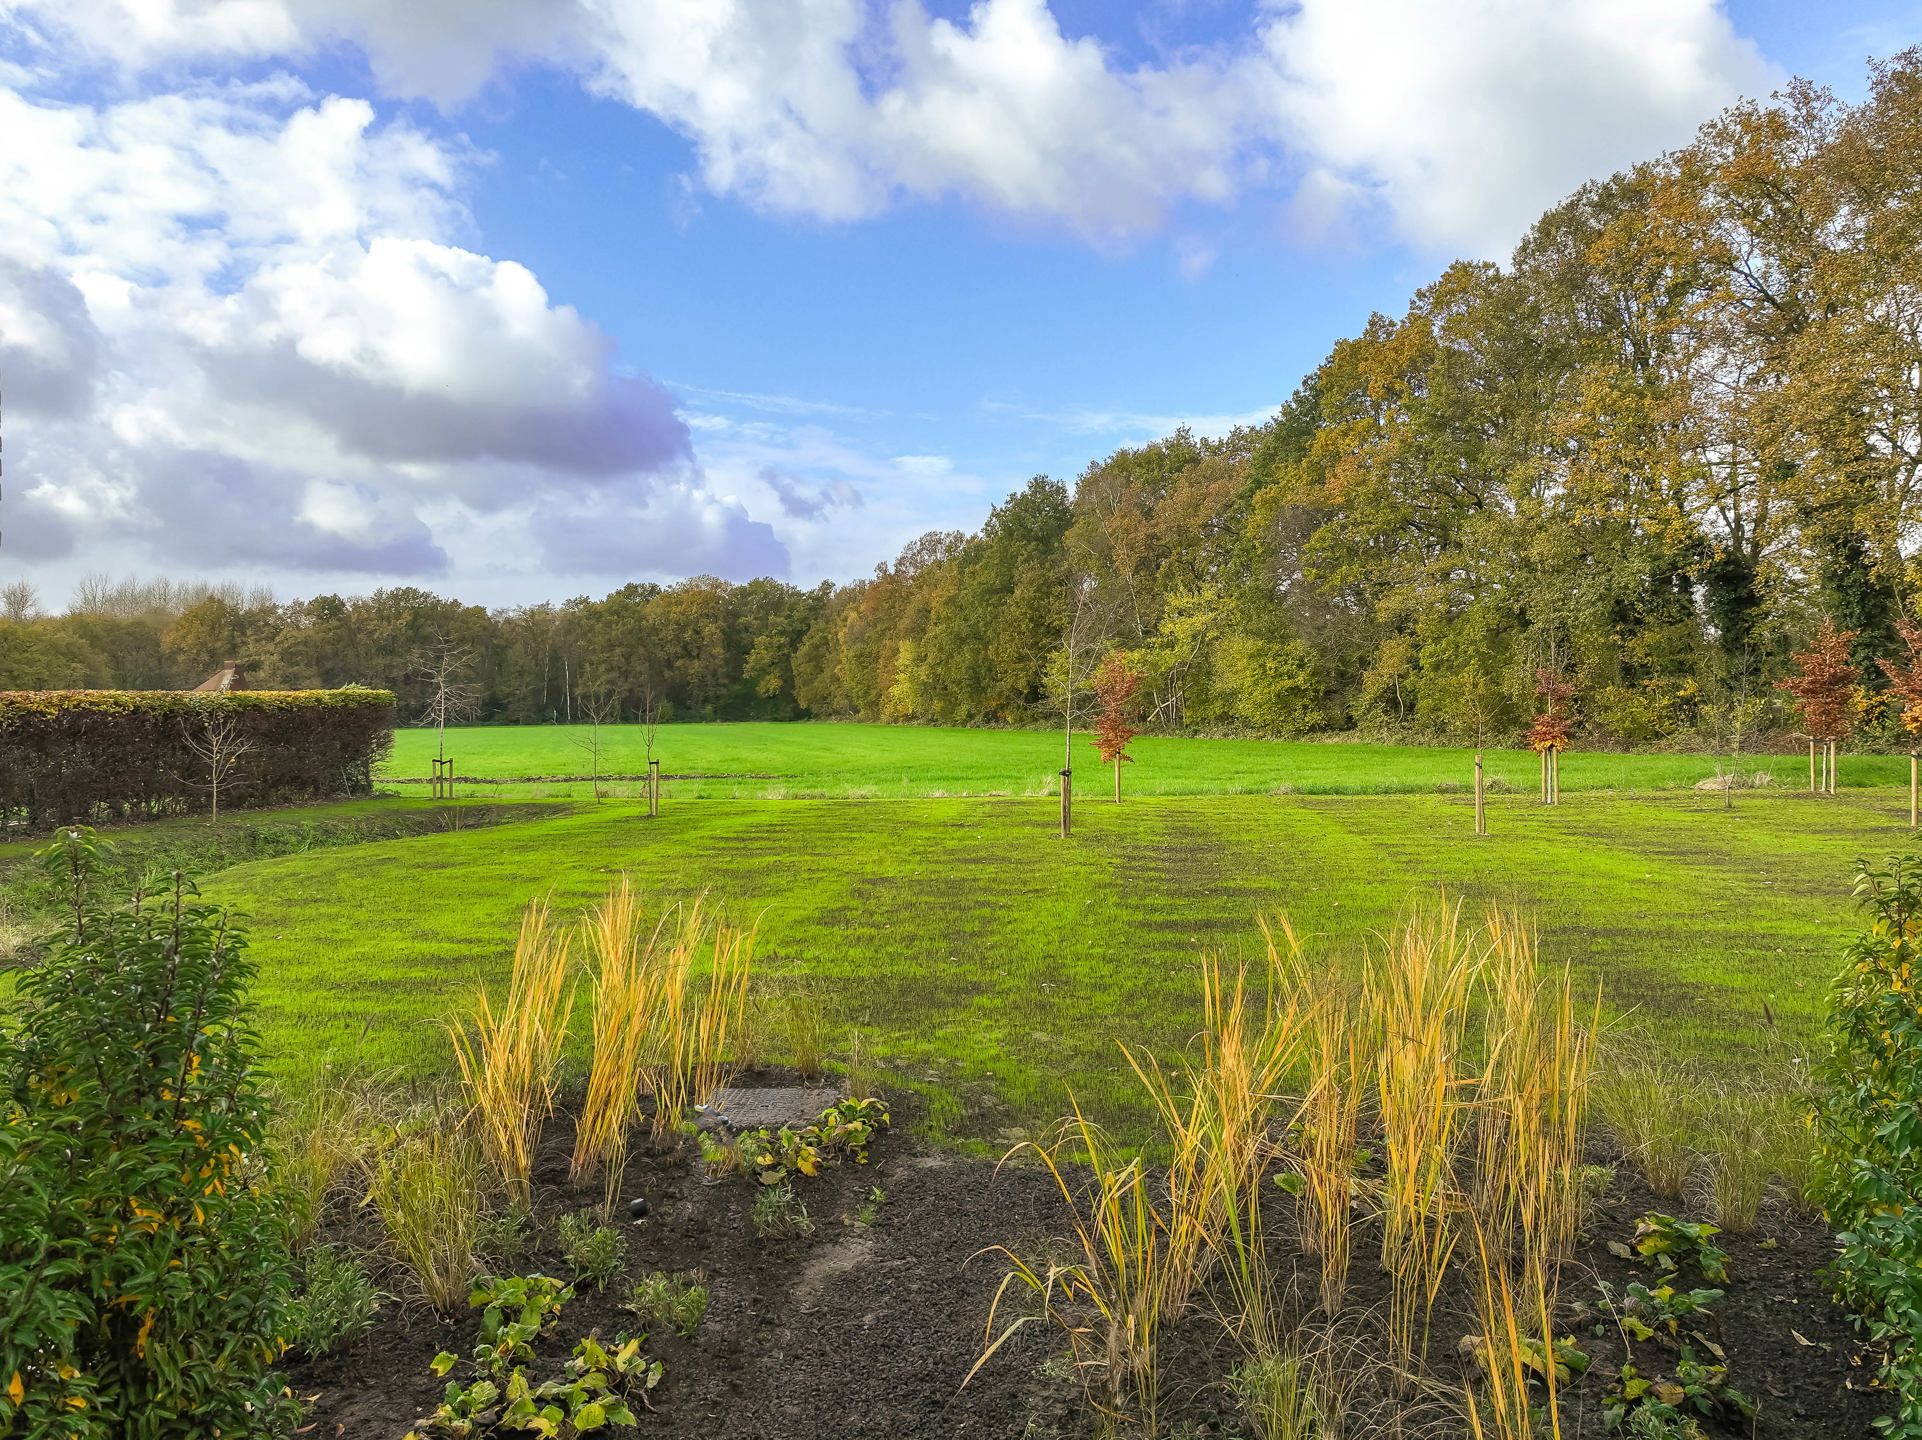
[[1911, 751, 1917, 829], [1114, 757, 1121, 803], [1474, 751, 1485, 836]]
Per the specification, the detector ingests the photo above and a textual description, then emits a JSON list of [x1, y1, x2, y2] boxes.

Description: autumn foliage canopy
[[1089, 652, 1144, 767], [1526, 669, 1575, 754], [1778, 618, 1862, 742], [1878, 621, 1922, 738]]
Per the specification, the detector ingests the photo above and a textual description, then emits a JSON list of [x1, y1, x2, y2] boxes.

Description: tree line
[[4, 54, 1920, 746]]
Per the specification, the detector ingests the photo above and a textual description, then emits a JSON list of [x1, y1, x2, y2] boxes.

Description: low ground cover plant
[[1611, 1214, 1730, 1286], [413, 1273, 662, 1438]]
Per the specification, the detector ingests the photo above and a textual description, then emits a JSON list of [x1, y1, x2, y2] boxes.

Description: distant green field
[[194, 785, 1910, 1144], [383, 720, 1905, 800]]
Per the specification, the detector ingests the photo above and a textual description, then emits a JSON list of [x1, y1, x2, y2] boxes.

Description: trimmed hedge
[[0, 688, 395, 827]]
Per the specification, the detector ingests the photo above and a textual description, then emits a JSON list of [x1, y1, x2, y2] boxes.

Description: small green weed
[[475, 1203, 533, 1272], [751, 1182, 814, 1238], [556, 1211, 627, 1292], [284, 1245, 381, 1358], [851, 1186, 886, 1227], [626, 1270, 710, 1339]]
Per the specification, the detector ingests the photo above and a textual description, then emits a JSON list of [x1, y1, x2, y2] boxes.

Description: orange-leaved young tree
[[1778, 618, 1860, 794], [1526, 670, 1575, 805], [1879, 619, 1922, 825], [1089, 650, 1145, 802]]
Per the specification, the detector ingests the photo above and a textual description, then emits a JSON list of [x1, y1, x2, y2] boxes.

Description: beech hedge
[[0, 687, 395, 827]]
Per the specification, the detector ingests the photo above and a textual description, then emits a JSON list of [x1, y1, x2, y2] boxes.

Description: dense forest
[[4, 55, 1920, 747]]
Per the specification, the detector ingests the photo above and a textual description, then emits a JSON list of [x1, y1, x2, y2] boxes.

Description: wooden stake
[[1911, 751, 1917, 829], [1060, 768, 1073, 838], [1114, 755, 1121, 803], [1809, 738, 1817, 794], [648, 758, 661, 817], [1551, 748, 1560, 805], [1474, 751, 1486, 836]]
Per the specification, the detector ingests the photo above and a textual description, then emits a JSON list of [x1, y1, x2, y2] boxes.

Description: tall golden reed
[[640, 896, 756, 1143], [448, 898, 575, 1209], [1293, 994, 1368, 1316], [1474, 910, 1599, 1300], [569, 878, 658, 1214], [1366, 902, 1481, 1380], [1126, 939, 1309, 1329]]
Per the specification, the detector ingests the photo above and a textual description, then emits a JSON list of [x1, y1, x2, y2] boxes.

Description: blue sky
[[2, 1, 1919, 606]]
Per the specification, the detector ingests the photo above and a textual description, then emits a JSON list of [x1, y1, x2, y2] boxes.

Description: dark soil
[[284, 1086, 1880, 1439]]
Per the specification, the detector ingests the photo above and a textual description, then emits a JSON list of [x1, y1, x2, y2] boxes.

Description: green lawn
[[190, 784, 1910, 1146], [384, 720, 1901, 800]]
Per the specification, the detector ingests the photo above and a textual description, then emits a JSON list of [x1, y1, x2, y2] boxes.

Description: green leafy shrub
[[0, 828, 294, 1436], [1816, 856, 1922, 1437], [556, 1211, 627, 1292], [626, 1270, 709, 1339], [284, 1245, 382, 1358]]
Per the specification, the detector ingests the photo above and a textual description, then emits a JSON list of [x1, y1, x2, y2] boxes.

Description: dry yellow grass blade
[[638, 894, 757, 1144], [448, 897, 575, 1210]]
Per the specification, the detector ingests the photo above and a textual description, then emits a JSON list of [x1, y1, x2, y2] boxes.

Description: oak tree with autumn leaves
[[1526, 670, 1575, 805], [1089, 651, 1145, 802], [1778, 618, 1861, 793]]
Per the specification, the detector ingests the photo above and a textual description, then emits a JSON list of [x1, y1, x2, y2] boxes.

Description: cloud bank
[[0, 0, 1780, 594]]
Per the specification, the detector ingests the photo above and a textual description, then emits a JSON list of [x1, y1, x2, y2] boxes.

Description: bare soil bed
[[284, 1084, 1879, 1439]]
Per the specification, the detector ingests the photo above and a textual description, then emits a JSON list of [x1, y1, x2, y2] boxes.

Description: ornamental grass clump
[[570, 878, 656, 1214], [450, 898, 575, 1209], [368, 1114, 484, 1314], [973, 1104, 1171, 1432], [1366, 903, 1481, 1380], [1474, 912, 1600, 1295], [640, 896, 756, 1143], [1284, 943, 1371, 1317]]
